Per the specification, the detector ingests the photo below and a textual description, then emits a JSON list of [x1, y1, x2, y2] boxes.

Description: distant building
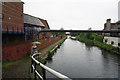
[[103, 19, 120, 48], [24, 14, 45, 40], [39, 18, 50, 38], [103, 37, 120, 48], [104, 19, 120, 37], [118, 1, 120, 20], [1, 1, 52, 61]]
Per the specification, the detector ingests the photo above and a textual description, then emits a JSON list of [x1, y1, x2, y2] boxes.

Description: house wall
[[2, 41, 32, 61], [39, 19, 50, 38], [37, 36, 61, 50], [104, 19, 120, 37], [2, 2, 24, 32], [103, 36, 120, 48], [2, 37, 62, 61], [104, 19, 111, 36]]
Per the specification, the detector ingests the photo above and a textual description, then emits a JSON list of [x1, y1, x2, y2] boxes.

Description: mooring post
[[42, 68, 46, 80]]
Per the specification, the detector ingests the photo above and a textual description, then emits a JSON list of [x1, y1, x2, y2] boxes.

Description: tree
[[60, 27, 64, 30]]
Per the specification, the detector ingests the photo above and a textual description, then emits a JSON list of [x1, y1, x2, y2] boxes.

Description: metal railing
[[1, 24, 40, 34], [31, 53, 71, 80]]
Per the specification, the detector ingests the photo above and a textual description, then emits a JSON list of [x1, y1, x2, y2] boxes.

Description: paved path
[[40, 38, 64, 57], [2, 38, 64, 79], [3, 58, 31, 78]]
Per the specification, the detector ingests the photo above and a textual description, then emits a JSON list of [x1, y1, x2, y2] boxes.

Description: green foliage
[[76, 35, 119, 54], [3, 56, 30, 68], [94, 40, 119, 53], [79, 33, 103, 42], [36, 57, 47, 74], [76, 36, 94, 45]]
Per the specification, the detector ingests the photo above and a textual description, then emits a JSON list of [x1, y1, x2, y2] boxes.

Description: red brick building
[[39, 18, 50, 38], [24, 13, 45, 40], [1, 1, 24, 44], [1, 1, 52, 61], [1, 1, 32, 61]]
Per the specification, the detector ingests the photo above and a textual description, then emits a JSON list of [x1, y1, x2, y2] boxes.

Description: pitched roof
[[39, 18, 50, 29], [24, 14, 45, 27]]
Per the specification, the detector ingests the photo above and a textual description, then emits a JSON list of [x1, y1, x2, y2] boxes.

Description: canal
[[46, 36, 120, 78]]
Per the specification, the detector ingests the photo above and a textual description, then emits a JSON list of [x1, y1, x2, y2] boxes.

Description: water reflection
[[46, 38, 120, 78]]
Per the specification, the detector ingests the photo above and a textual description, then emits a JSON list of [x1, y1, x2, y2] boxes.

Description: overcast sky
[[22, 0, 119, 30]]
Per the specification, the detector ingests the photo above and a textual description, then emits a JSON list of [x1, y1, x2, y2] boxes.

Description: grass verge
[[3, 56, 30, 68], [46, 37, 67, 60], [76, 36, 120, 54]]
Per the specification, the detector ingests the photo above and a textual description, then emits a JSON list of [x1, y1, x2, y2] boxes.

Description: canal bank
[[46, 37, 120, 78], [75, 36, 120, 55], [39, 36, 67, 58], [32, 36, 67, 75]]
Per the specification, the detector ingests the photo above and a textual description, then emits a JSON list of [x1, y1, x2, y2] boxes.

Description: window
[[111, 41, 114, 45], [105, 39, 108, 43], [0, 2, 4, 5], [0, 13, 3, 19], [2, 2, 4, 5], [118, 43, 120, 46], [0, 2, 2, 5]]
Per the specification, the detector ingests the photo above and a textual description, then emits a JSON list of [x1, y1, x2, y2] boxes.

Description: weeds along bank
[[46, 37, 67, 60], [72, 33, 120, 55], [41, 36, 67, 62]]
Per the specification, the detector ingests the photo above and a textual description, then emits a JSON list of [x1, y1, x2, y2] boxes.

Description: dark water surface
[[46, 37, 120, 78]]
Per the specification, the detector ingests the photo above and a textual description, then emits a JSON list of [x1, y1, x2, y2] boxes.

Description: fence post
[[17, 27, 19, 33], [12, 26, 14, 33], [42, 68, 46, 80], [35, 62, 37, 80], [31, 59, 33, 73], [7, 27, 8, 33], [21, 27, 22, 33], [24, 27, 25, 33]]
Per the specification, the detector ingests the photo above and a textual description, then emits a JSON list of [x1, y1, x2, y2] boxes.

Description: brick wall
[[2, 41, 32, 61], [39, 19, 50, 38], [37, 36, 61, 50], [2, 37, 62, 61], [2, 2, 24, 32]]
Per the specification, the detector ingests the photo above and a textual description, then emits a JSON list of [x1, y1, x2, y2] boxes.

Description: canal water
[[46, 36, 120, 78]]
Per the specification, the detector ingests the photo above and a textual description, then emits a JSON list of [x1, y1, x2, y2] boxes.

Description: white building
[[103, 1, 120, 48], [103, 19, 120, 48], [103, 37, 120, 48]]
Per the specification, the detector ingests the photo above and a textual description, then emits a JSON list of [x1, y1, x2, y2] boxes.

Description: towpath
[[2, 38, 64, 79]]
